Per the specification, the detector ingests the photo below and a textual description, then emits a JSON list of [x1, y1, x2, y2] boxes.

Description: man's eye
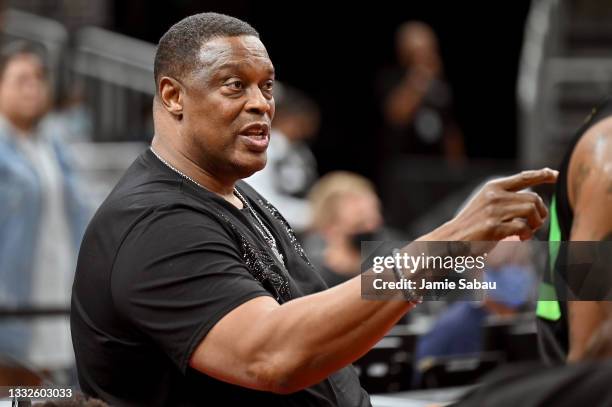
[[226, 81, 243, 90], [263, 81, 274, 91]]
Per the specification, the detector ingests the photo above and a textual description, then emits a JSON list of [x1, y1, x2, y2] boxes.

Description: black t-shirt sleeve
[[111, 205, 274, 373]]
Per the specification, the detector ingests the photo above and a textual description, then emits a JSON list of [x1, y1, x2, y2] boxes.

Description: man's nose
[[244, 86, 272, 115]]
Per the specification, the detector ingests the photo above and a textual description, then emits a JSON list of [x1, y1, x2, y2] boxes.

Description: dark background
[[112, 0, 532, 181]]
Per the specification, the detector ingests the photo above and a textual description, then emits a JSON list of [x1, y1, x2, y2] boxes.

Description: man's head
[[153, 12, 275, 180], [0, 41, 50, 131], [396, 21, 440, 72]]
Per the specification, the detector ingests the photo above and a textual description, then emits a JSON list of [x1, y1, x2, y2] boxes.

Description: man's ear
[[158, 76, 184, 119]]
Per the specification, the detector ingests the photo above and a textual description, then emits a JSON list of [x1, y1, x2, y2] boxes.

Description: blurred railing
[[517, 0, 562, 169], [73, 26, 155, 142], [518, 0, 612, 168], [541, 57, 612, 165], [3, 8, 155, 143]]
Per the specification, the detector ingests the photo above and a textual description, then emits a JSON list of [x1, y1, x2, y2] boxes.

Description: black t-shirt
[[70, 148, 371, 407]]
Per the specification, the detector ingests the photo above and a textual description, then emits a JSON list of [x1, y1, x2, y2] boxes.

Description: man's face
[[0, 53, 49, 127], [179, 35, 275, 179], [397, 28, 438, 70]]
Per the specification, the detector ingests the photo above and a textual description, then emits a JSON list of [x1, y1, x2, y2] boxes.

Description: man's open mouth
[[238, 122, 271, 151]]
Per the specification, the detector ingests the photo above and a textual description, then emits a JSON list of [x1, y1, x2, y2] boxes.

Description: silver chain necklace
[[233, 187, 284, 265], [149, 146, 284, 264]]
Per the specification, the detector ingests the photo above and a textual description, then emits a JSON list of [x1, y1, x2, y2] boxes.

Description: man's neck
[[150, 136, 243, 208]]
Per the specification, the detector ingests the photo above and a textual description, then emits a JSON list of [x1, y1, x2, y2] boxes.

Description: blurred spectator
[[245, 84, 319, 233], [377, 21, 464, 163], [303, 171, 384, 287], [0, 41, 89, 371]]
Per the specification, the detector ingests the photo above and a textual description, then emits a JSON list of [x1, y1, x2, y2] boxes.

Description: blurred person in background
[[377, 21, 464, 163], [413, 236, 535, 387], [0, 41, 89, 376], [303, 171, 385, 287], [246, 84, 319, 233], [537, 97, 612, 364]]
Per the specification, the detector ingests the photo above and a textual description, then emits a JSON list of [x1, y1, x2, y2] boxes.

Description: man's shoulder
[[567, 115, 612, 208], [97, 167, 182, 219], [86, 154, 224, 242]]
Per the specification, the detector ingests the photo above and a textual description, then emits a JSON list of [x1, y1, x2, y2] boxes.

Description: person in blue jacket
[[0, 41, 90, 368]]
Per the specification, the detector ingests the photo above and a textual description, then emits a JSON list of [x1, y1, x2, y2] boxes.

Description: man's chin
[[234, 155, 267, 179]]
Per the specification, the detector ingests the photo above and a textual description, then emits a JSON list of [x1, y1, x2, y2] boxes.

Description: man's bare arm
[[566, 117, 612, 362], [190, 168, 557, 393]]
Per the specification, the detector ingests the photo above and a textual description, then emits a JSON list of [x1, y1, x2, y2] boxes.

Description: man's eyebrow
[[211, 62, 275, 76], [214, 62, 244, 71]]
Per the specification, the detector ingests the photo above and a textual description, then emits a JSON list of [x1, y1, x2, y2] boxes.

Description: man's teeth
[[245, 130, 266, 138]]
